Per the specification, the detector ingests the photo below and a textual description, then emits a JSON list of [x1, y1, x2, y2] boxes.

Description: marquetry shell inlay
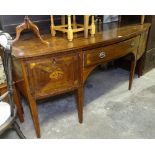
[[49, 67, 64, 80]]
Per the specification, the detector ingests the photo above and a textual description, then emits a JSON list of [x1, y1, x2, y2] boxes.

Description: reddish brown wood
[[75, 86, 84, 123], [12, 23, 151, 138], [27, 53, 79, 99], [84, 36, 140, 67], [75, 52, 84, 123], [20, 61, 40, 138], [12, 24, 151, 59], [12, 16, 49, 45]]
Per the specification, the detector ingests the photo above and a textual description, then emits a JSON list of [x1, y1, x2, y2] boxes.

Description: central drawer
[[84, 36, 140, 67]]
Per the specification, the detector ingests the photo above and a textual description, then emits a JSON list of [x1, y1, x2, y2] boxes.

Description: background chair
[[51, 15, 95, 41], [0, 31, 25, 139]]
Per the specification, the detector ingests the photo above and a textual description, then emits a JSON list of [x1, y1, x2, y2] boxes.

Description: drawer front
[[84, 36, 140, 67], [27, 53, 79, 98]]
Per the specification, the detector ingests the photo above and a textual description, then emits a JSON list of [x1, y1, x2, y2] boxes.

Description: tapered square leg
[[13, 85, 24, 123], [75, 87, 84, 123], [27, 95, 40, 138]]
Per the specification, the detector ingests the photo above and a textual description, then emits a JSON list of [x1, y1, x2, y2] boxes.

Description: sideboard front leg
[[21, 62, 40, 138], [26, 93, 40, 138], [129, 55, 136, 90], [75, 86, 84, 123]]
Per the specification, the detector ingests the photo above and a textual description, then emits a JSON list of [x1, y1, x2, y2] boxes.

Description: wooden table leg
[[13, 85, 24, 123], [21, 62, 40, 138], [75, 87, 84, 123], [129, 55, 136, 90], [84, 15, 89, 38]]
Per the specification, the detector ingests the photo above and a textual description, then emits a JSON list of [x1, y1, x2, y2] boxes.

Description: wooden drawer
[[27, 53, 79, 99], [84, 36, 140, 67]]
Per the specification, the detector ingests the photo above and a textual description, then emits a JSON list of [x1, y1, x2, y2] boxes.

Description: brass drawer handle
[[52, 58, 56, 64], [99, 51, 106, 58]]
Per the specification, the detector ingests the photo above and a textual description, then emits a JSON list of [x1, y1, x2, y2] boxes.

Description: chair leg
[[12, 121, 26, 139], [141, 15, 145, 25], [67, 15, 73, 41], [73, 15, 77, 29], [61, 15, 66, 36], [90, 16, 95, 37], [50, 15, 56, 37], [84, 15, 89, 38]]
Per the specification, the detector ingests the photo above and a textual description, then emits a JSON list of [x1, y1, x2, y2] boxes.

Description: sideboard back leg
[[13, 85, 24, 123], [137, 54, 145, 78], [128, 54, 136, 90], [75, 87, 84, 123]]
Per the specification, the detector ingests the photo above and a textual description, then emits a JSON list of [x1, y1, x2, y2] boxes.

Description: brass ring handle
[[99, 51, 106, 58]]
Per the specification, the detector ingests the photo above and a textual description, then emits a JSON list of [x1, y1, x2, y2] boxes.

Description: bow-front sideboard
[[12, 23, 151, 138]]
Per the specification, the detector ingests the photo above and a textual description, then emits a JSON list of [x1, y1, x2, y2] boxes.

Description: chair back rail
[[0, 31, 15, 116]]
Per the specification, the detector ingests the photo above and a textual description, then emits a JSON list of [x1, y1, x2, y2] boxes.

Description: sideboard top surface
[[12, 23, 151, 59]]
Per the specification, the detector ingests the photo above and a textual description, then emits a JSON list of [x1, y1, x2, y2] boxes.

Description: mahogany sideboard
[[12, 23, 151, 138]]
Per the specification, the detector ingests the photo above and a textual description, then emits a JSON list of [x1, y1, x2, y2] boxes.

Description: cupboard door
[[27, 53, 79, 99]]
